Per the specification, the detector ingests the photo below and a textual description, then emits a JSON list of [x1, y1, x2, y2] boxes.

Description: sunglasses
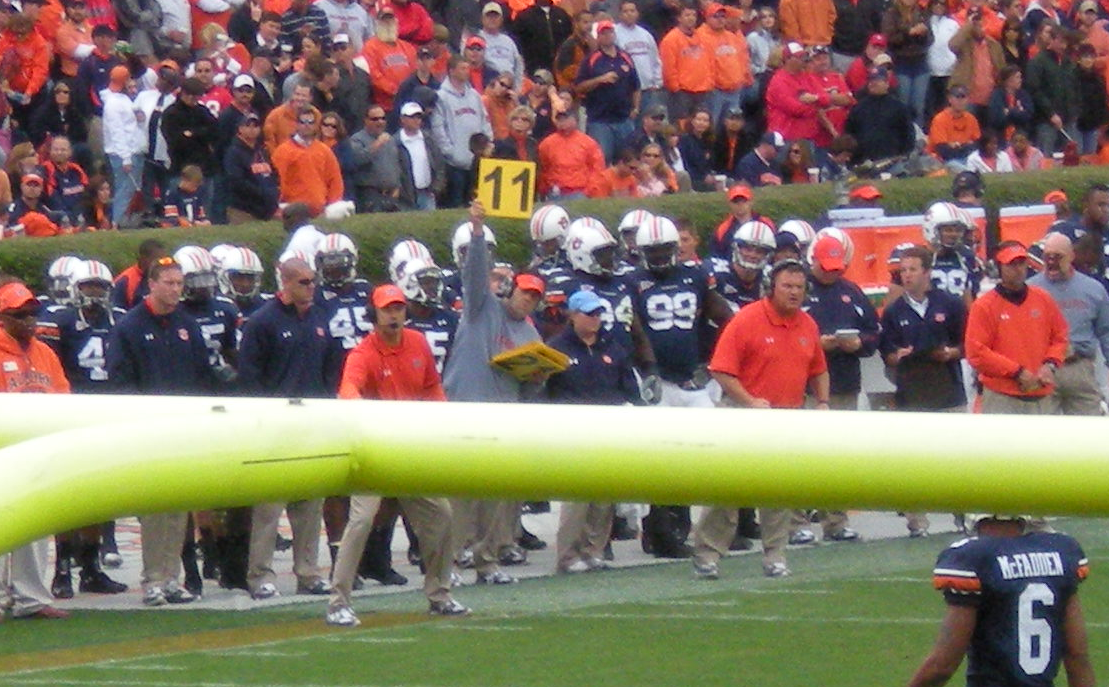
[[295, 278, 315, 286], [298, 119, 317, 125], [642, 152, 660, 158], [322, 121, 338, 127], [366, 115, 386, 121], [467, 45, 485, 51], [405, 112, 424, 118]]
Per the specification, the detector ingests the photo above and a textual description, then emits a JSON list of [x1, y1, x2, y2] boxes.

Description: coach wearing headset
[[691, 259, 829, 581]]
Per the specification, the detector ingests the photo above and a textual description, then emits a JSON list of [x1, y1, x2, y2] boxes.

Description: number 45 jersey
[[932, 532, 1089, 687]]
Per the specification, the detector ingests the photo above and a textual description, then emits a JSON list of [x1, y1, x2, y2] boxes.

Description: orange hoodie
[[778, 0, 835, 46], [659, 26, 713, 94], [361, 37, 417, 111], [537, 128, 605, 196], [263, 102, 322, 154], [926, 107, 981, 155], [0, 29, 51, 98], [54, 18, 93, 77], [271, 136, 344, 216], [0, 328, 70, 393], [696, 24, 753, 91]]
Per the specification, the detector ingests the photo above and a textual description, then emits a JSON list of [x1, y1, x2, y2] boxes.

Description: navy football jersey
[[37, 304, 125, 391], [632, 262, 712, 382], [181, 297, 241, 368], [931, 246, 982, 300], [529, 250, 572, 282], [315, 279, 373, 350], [933, 532, 1089, 687], [710, 256, 761, 312], [235, 292, 274, 322], [553, 268, 636, 351], [407, 306, 459, 374]]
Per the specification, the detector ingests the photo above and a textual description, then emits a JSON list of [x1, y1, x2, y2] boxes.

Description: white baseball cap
[[400, 101, 423, 116], [232, 74, 255, 90]]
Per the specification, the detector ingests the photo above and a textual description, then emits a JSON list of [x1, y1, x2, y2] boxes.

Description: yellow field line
[[1, 612, 434, 675]]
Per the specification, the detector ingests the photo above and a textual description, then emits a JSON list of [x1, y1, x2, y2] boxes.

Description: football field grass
[[3, 517, 1107, 687]]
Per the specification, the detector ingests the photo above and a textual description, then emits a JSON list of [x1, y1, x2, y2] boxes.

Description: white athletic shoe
[[325, 606, 361, 627]]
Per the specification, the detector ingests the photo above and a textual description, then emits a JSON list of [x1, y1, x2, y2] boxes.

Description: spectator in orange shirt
[[659, 4, 713, 122], [54, 0, 95, 78], [262, 82, 320, 152], [779, 0, 835, 47], [362, 4, 417, 112], [0, 14, 51, 126], [697, 3, 754, 126], [271, 107, 344, 215], [537, 106, 604, 200], [928, 83, 982, 167], [587, 148, 641, 198], [482, 71, 517, 139]]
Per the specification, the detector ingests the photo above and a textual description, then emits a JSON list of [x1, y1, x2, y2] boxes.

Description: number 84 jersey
[[932, 532, 1089, 687]]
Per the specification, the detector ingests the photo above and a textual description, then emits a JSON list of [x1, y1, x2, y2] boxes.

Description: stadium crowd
[[2, 159, 1109, 624], [3, 0, 1109, 231]]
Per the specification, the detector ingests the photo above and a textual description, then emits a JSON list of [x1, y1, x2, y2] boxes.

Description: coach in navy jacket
[[546, 290, 641, 405]]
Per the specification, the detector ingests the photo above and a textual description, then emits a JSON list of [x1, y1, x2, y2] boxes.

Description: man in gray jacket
[[443, 201, 546, 584], [432, 54, 492, 207], [348, 104, 403, 213], [397, 102, 445, 210]]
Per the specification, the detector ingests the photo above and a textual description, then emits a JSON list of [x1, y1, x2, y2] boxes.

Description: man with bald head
[[239, 257, 345, 600], [1029, 232, 1109, 415]]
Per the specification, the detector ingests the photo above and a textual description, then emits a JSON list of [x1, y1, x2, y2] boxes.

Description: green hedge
[[1, 166, 1103, 290]]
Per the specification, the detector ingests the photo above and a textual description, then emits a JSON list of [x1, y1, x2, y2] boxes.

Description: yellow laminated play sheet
[[490, 341, 570, 381]]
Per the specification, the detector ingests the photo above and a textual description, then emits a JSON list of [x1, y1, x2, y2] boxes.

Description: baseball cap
[[760, 131, 784, 149], [232, 73, 255, 90], [867, 65, 889, 81], [1080, 0, 1098, 12], [371, 284, 407, 308], [400, 101, 423, 116], [0, 282, 39, 313], [775, 231, 800, 251], [532, 68, 554, 86], [705, 2, 726, 15], [782, 41, 807, 59], [995, 243, 1029, 265], [465, 35, 486, 49], [812, 236, 847, 271], [482, 1, 502, 14], [848, 184, 882, 201], [240, 112, 261, 125], [514, 273, 545, 295], [568, 289, 604, 314], [157, 58, 180, 72], [593, 18, 615, 33], [332, 32, 350, 46], [417, 45, 433, 58], [21, 172, 43, 185], [1044, 189, 1068, 204], [727, 184, 752, 201], [868, 33, 888, 48]]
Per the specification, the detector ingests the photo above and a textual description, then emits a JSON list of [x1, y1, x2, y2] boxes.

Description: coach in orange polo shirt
[[691, 260, 829, 581]]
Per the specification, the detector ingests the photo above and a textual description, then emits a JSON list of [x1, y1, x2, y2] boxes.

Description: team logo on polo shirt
[[317, 327, 325, 337], [841, 295, 851, 303], [178, 328, 189, 341], [935, 313, 946, 322], [602, 354, 612, 364], [1031, 309, 1041, 318]]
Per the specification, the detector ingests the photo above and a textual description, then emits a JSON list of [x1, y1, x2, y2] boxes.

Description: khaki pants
[[0, 538, 53, 616], [140, 511, 187, 593], [556, 502, 613, 570], [450, 499, 517, 575], [1054, 358, 1103, 416], [981, 388, 1059, 415], [758, 507, 792, 567], [329, 495, 453, 609], [691, 506, 738, 567], [248, 500, 323, 592]]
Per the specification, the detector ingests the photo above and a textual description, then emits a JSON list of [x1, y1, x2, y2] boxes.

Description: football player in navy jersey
[[35, 259, 130, 599], [616, 208, 654, 270], [173, 246, 241, 377], [712, 219, 776, 312], [314, 233, 374, 351], [527, 204, 573, 278], [907, 514, 1094, 687], [211, 244, 271, 322], [396, 258, 458, 376], [923, 202, 982, 307]]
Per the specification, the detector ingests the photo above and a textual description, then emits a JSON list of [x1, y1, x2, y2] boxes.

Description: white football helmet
[[316, 232, 359, 288], [69, 259, 113, 310], [173, 245, 218, 301], [529, 205, 570, 245], [451, 221, 496, 267], [886, 241, 919, 271], [388, 239, 435, 284], [208, 243, 237, 268], [636, 215, 679, 274], [565, 217, 618, 277], [397, 258, 444, 307], [217, 246, 264, 299], [617, 209, 655, 256], [778, 220, 816, 252], [45, 255, 83, 305], [807, 227, 856, 268], [732, 220, 777, 271], [922, 201, 973, 248], [963, 514, 1031, 533]]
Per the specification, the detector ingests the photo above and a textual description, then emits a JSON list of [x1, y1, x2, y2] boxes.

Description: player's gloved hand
[[640, 373, 662, 405], [214, 364, 238, 385]]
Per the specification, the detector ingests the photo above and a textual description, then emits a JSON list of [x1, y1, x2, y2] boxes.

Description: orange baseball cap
[[0, 282, 39, 313], [812, 236, 847, 271], [1043, 189, 1068, 204], [849, 184, 882, 201], [727, 184, 752, 201], [371, 284, 407, 308], [996, 243, 1029, 265], [514, 273, 545, 295]]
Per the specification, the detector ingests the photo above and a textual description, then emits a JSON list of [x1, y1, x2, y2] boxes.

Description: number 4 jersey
[[932, 532, 1089, 687]]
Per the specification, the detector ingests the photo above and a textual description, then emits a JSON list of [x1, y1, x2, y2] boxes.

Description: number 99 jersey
[[632, 261, 713, 381], [932, 532, 1089, 687]]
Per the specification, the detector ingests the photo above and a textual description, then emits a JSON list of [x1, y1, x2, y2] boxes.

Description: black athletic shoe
[[51, 572, 74, 600], [517, 527, 547, 551], [79, 571, 129, 594], [364, 568, 408, 586]]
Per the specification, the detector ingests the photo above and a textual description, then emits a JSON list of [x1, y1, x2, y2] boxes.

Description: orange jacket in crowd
[[0, 326, 70, 394], [778, 0, 836, 46], [695, 24, 753, 91], [0, 29, 51, 99], [19, 210, 61, 237], [53, 18, 93, 77], [537, 128, 605, 196], [926, 107, 982, 155], [483, 93, 514, 140], [37, 0, 64, 43], [271, 137, 344, 216], [263, 101, 322, 153], [586, 166, 641, 198], [362, 37, 417, 111], [953, 5, 1004, 41], [659, 27, 712, 94], [964, 285, 1068, 398]]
